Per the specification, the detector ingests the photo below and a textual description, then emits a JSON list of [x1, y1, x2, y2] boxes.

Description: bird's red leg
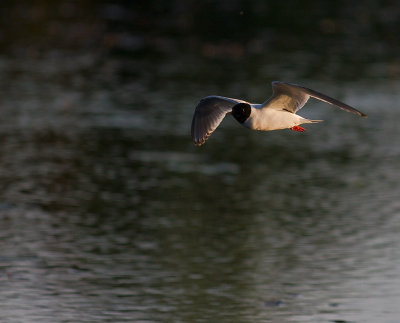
[[290, 126, 305, 132]]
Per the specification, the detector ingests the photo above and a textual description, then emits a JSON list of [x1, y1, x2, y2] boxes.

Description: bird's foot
[[290, 126, 305, 132]]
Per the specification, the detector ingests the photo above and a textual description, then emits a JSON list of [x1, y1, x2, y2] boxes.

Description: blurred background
[[0, 1, 399, 322]]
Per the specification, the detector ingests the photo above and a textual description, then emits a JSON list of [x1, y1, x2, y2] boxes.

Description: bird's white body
[[191, 81, 366, 146], [243, 104, 317, 131]]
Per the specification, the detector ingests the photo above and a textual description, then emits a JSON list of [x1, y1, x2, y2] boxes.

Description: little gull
[[191, 81, 367, 146]]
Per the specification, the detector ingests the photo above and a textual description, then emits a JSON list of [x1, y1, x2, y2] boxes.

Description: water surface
[[0, 2, 400, 323]]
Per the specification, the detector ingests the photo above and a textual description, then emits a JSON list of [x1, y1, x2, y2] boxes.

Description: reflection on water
[[0, 52, 399, 323], [0, 2, 400, 323]]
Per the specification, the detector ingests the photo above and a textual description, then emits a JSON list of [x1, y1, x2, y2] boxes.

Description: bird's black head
[[232, 103, 251, 124]]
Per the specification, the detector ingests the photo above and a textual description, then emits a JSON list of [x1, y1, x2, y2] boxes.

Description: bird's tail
[[307, 119, 323, 124]]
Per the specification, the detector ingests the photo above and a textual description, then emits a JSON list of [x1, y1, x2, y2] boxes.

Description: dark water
[[1, 2, 400, 323]]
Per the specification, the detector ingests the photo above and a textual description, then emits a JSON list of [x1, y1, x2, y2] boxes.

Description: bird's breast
[[244, 108, 300, 131]]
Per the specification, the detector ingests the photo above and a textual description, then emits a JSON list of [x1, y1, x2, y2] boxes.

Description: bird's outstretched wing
[[264, 81, 367, 117], [191, 96, 244, 146]]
